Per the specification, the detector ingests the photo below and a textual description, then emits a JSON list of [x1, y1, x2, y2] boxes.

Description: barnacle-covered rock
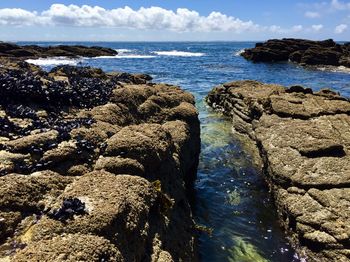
[[207, 80, 350, 262], [13, 233, 124, 262], [0, 59, 200, 261]]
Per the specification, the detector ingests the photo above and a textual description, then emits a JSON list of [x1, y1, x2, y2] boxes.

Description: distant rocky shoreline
[[0, 58, 200, 261], [0, 42, 118, 58], [241, 38, 350, 68], [207, 81, 350, 262]]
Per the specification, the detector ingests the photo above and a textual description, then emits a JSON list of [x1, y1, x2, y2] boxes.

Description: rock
[[0, 151, 31, 175], [2, 130, 59, 153], [0, 171, 72, 212], [41, 140, 78, 164], [105, 124, 173, 174], [13, 233, 124, 262], [0, 211, 22, 242], [26, 172, 158, 261], [241, 38, 350, 68], [107, 72, 153, 84], [0, 171, 72, 243], [207, 80, 350, 261], [94, 156, 145, 176], [0, 42, 118, 58], [0, 59, 200, 261]]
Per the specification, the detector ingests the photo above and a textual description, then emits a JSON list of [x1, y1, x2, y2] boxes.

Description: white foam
[[153, 50, 205, 57], [316, 65, 350, 74], [115, 48, 133, 54], [92, 54, 156, 59], [26, 57, 81, 66], [234, 49, 245, 56]]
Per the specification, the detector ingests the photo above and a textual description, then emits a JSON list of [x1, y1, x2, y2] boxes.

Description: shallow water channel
[[194, 105, 299, 261]]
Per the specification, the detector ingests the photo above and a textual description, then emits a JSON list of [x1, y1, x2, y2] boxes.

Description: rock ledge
[[207, 80, 350, 262], [0, 59, 200, 261]]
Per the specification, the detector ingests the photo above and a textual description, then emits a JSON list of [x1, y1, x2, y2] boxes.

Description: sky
[[0, 0, 349, 41]]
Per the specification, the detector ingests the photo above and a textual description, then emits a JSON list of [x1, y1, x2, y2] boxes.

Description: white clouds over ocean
[[0, 2, 348, 40], [0, 4, 259, 33]]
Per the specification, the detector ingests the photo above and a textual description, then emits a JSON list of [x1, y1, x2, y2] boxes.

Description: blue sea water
[[20, 41, 350, 262]]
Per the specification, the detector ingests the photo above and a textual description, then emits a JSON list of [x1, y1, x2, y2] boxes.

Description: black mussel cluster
[[68, 76, 114, 108], [76, 136, 95, 154], [49, 65, 105, 78], [0, 117, 23, 138], [0, 70, 44, 105], [0, 65, 115, 109], [5, 104, 38, 119], [0, 64, 113, 175], [0, 116, 95, 175], [48, 197, 86, 222]]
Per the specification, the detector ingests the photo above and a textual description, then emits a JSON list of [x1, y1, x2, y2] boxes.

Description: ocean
[[20, 41, 350, 262]]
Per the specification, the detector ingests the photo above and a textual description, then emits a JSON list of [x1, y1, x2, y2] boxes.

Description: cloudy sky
[[0, 0, 349, 41]]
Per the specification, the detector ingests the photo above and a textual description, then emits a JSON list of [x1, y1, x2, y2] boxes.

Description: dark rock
[[242, 38, 350, 68], [107, 72, 152, 84], [0, 42, 118, 58], [286, 85, 313, 94]]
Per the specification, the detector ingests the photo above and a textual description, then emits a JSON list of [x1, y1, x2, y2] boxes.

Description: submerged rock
[[0, 59, 200, 261], [207, 80, 350, 262], [241, 38, 350, 68]]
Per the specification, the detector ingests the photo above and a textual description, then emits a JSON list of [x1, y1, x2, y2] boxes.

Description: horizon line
[[5, 39, 348, 43]]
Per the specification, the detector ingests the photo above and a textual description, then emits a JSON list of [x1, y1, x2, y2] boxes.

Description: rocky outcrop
[[207, 80, 350, 262], [0, 41, 117, 58], [241, 38, 350, 67], [0, 59, 200, 261]]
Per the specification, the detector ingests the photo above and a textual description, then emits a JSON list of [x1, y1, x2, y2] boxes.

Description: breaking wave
[[25, 57, 81, 66], [153, 50, 205, 57]]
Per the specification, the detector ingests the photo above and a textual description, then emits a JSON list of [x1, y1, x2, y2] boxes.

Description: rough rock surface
[[207, 80, 350, 262], [0, 41, 118, 58], [241, 38, 350, 67], [0, 59, 200, 261]]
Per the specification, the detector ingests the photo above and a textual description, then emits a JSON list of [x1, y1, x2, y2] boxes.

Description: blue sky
[[0, 0, 349, 41]]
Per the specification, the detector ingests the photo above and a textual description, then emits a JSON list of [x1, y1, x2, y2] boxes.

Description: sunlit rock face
[[0, 59, 200, 262], [207, 80, 350, 262]]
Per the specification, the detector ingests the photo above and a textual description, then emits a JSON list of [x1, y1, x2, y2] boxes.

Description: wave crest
[[153, 50, 205, 57], [93, 54, 156, 59], [26, 57, 81, 66], [234, 49, 245, 56]]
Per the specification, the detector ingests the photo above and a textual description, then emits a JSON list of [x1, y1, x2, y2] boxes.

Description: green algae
[[227, 190, 241, 206], [228, 237, 269, 262], [201, 114, 233, 150]]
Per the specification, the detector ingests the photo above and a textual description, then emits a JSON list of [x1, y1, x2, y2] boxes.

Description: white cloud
[[292, 25, 303, 32], [267, 25, 304, 34], [335, 23, 348, 33], [0, 4, 260, 33], [304, 11, 321, 18], [331, 0, 350, 10], [267, 25, 285, 33], [311, 24, 324, 31], [0, 8, 38, 26]]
